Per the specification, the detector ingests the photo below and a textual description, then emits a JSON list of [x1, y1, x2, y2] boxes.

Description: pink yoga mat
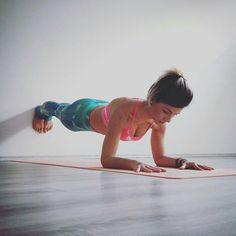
[[11, 159, 236, 179]]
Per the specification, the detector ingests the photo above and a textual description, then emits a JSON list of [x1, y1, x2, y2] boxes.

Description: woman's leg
[[32, 98, 109, 133], [32, 100, 93, 132], [34, 101, 65, 120], [58, 99, 108, 131]]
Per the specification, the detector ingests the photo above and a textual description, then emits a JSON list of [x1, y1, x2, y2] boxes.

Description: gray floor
[[0, 155, 236, 236]]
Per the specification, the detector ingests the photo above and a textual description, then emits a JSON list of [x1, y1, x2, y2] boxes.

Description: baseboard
[[1, 153, 236, 160]]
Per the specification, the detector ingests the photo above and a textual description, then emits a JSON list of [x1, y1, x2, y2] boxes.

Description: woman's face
[[149, 101, 183, 125]]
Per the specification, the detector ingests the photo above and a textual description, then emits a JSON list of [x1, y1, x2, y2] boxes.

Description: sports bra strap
[[129, 98, 141, 127]]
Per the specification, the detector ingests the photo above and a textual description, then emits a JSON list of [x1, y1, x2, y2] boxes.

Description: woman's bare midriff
[[89, 98, 125, 135], [89, 106, 107, 135]]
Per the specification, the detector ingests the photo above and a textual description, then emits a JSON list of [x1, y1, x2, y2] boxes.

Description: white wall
[[0, 0, 235, 157]]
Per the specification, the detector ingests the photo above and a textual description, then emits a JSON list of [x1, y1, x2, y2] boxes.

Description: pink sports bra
[[101, 98, 143, 141]]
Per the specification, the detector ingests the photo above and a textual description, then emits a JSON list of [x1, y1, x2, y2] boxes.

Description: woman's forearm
[[154, 155, 177, 168], [101, 156, 138, 171]]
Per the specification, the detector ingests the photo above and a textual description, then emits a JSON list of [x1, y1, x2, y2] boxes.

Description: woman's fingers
[[141, 165, 153, 173], [149, 166, 166, 172], [179, 162, 215, 171], [190, 162, 214, 171], [192, 163, 204, 170], [198, 164, 214, 170], [136, 163, 166, 173]]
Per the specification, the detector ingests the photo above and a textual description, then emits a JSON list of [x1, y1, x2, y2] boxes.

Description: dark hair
[[147, 69, 193, 108]]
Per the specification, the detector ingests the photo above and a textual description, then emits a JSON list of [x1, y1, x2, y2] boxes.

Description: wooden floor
[[0, 155, 236, 236]]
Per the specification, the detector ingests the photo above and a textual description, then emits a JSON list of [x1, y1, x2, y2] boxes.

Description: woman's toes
[[39, 126, 43, 133], [44, 121, 53, 132], [44, 127, 48, 133], [32, 118, 46, 133]]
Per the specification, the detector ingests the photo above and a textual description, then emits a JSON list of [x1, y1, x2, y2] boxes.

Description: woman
[[32, 69, 214, 173]]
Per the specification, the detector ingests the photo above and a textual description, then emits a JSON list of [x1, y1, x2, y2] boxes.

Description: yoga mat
[[11, 159, 236, 179]]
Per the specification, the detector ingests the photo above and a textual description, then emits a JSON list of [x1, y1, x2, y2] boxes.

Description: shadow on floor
[[0, 108, 34, 144]]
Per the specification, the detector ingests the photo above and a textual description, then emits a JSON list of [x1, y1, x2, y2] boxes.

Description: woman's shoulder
[[110, 96, 133, 103], [110, 97, 142, 105], [110, 97, 139, 111], [108, 97, 139, 119]]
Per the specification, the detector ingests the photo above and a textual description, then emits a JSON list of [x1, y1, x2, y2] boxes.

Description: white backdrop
[[0, 0, 235, 157]]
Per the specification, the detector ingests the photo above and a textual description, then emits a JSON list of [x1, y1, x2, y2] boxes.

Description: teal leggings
[[34, 98, 109, 131]]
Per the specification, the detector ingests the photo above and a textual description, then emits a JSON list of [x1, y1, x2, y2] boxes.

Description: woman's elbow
[[100, 155, 110, 168]]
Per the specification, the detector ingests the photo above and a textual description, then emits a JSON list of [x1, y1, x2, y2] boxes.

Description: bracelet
[[175, 158, 188, 168]]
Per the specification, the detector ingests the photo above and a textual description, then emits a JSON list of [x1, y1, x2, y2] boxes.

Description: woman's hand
[[179, 161, 214, 171], [132, 161, 167, 173]]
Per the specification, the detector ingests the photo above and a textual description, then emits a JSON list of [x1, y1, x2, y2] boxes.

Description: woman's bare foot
[[32, 116, 53, 133]]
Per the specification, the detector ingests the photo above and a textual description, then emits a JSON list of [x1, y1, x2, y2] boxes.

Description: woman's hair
[[147, 68, 193, 108]]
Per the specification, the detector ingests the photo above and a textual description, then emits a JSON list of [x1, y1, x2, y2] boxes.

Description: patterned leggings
[[34, 98, 109, 131]]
